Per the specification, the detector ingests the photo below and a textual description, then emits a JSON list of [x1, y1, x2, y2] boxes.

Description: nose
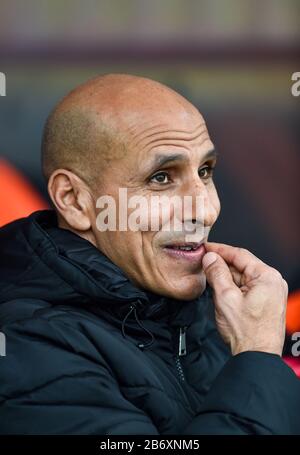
[[183, 178, 219, 228]]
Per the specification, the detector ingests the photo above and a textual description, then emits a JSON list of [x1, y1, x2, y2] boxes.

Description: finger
[[202, 252, 241, 299], [204, 242, 264, 278], [229, 265, 243, 287]]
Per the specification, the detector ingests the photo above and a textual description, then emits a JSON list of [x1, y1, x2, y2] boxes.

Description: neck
[[57, 213, 98, 249]]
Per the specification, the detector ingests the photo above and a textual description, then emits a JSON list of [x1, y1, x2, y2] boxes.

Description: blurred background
[[0, 0, 299, 362]]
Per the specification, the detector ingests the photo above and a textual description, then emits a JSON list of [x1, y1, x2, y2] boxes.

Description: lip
[[162, 243, 206, 264]]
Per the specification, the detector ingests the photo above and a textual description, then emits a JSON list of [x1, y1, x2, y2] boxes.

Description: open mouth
[[161, 241, 206, 263], [164, 242, 203, 251]]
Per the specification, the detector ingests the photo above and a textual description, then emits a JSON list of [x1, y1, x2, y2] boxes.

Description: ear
[[47, 169, 93, 231]]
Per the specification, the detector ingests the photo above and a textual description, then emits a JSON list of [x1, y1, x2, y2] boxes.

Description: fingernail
[[202, 252, 217, 269]]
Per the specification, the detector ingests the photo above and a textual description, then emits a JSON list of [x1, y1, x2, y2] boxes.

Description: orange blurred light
[[286, 290, 300, 334], [0, 158, 48, 227]]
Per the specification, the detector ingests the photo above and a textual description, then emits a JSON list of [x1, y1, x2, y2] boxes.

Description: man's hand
[[202, 242, 288, 356]]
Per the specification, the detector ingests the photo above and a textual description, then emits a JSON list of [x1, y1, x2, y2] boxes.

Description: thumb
[[202, 252, 238, 298]]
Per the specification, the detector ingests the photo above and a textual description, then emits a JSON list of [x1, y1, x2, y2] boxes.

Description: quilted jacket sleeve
[[1, 315, 299, 435], [183, 351, 300, 435], [0, 317, 159, 435]]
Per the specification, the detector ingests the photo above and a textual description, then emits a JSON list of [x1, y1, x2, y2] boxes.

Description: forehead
[[126, 117, 214, 166], [122, 102, 207, 145], [92, 98, 211, 176]]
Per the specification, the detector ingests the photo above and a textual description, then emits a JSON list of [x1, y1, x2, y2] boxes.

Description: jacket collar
[[33, 211, 208, 316], [1, 210, 211, 343]]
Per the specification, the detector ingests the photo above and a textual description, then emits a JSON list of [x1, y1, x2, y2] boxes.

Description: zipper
[[174, 325, 187, 382], [178, 326, 187, 356], [173, 325, 199, 415], [175, 355, 185, 382]]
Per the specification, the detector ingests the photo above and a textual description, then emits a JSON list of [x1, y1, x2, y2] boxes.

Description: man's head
[[42, 74, 220, 300]]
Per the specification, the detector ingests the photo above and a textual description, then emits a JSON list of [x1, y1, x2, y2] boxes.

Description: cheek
[[94, 230, 139, 274], [209, 185, 221, 220], [127, 196, 175, 233], [148, 200, 174, 232]]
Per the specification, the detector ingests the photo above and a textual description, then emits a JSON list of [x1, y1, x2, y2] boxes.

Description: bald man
[[0, 74, 299, 435]]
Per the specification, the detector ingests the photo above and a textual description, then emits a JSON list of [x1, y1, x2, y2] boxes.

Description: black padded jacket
[[0, 210, 299, 434]]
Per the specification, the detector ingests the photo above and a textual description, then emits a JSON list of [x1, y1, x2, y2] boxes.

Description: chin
[[163, 274, 207, 301]]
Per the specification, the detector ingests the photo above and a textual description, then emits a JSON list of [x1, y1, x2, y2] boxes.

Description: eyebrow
[[146, 148, 218, 172]]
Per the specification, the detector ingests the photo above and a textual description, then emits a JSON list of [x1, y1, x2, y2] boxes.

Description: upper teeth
[[172, 245, 198, 250], [166, 243, 201, 250]]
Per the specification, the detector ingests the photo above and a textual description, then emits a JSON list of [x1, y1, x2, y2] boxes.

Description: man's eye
[[149, 172, 170, 184], [198, 165, 214, 179]]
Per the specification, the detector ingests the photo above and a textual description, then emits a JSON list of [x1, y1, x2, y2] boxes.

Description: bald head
[[41, 73, 199, 187], [42, 74, 218, 301]]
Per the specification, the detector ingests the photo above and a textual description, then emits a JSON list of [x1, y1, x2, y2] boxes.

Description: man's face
[[91, 107, 220, 300]]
